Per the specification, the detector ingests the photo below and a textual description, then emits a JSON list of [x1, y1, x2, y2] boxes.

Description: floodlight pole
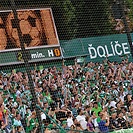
[[117, 0, 133, 58], [10, 0, 43, 132]]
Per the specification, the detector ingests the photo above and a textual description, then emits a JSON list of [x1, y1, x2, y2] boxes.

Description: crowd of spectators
[[0, 58, 133, 133]]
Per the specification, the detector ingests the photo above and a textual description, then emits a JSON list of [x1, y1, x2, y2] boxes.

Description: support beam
[[10, 0, 43, 132]]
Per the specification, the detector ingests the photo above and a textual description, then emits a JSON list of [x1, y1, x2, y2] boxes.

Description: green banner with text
[[61, 34, 133, 63], [111, 128, 133, 133]]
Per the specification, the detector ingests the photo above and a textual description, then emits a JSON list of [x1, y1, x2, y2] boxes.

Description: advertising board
[[0, 8, 62, 65]]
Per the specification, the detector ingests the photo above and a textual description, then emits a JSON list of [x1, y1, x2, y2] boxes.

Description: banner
[[111, 128, 133, 133], [61, 34, 133, 63]]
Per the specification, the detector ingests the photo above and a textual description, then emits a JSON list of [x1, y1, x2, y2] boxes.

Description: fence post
[[10, 0, 43, 132]]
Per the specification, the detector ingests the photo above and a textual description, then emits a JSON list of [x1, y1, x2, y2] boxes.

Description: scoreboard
[[0, 8, 62, 65]]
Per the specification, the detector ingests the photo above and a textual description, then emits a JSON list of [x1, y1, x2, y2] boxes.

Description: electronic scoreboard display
[[0, 8, 62, 65]]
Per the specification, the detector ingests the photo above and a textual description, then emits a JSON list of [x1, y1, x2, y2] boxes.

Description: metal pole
[[118, 0, 133, 58], [10, 0, 43, 132]]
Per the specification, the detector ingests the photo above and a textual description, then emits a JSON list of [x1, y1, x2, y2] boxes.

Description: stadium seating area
[[0, 58, 133, 133], [0, 1, 133, 133]]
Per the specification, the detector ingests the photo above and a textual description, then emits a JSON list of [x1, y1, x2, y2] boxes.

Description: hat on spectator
[[47, 124, 53, 130], [62, 121, 67, 125], [44, 100, 48, 104]]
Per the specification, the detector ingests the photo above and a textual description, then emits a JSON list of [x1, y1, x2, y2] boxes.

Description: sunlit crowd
[[0, 58, 133, 133]]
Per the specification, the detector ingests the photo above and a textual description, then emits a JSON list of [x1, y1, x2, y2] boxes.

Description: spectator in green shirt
[[91, 102, 102, 117]]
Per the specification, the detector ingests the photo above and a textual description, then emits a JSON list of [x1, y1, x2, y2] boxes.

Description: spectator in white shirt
[[76, 108, 87, 130], [67, 111, 74, 128]]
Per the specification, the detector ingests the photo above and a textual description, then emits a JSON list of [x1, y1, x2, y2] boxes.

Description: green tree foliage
[[71, 0, 114, 38], [124, 0, 133, 21], [1, 0, 130, 40], [48, 0, 77, 40]]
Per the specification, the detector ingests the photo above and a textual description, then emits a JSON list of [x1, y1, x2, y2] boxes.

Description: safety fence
[[0, 0, 133, 133]]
